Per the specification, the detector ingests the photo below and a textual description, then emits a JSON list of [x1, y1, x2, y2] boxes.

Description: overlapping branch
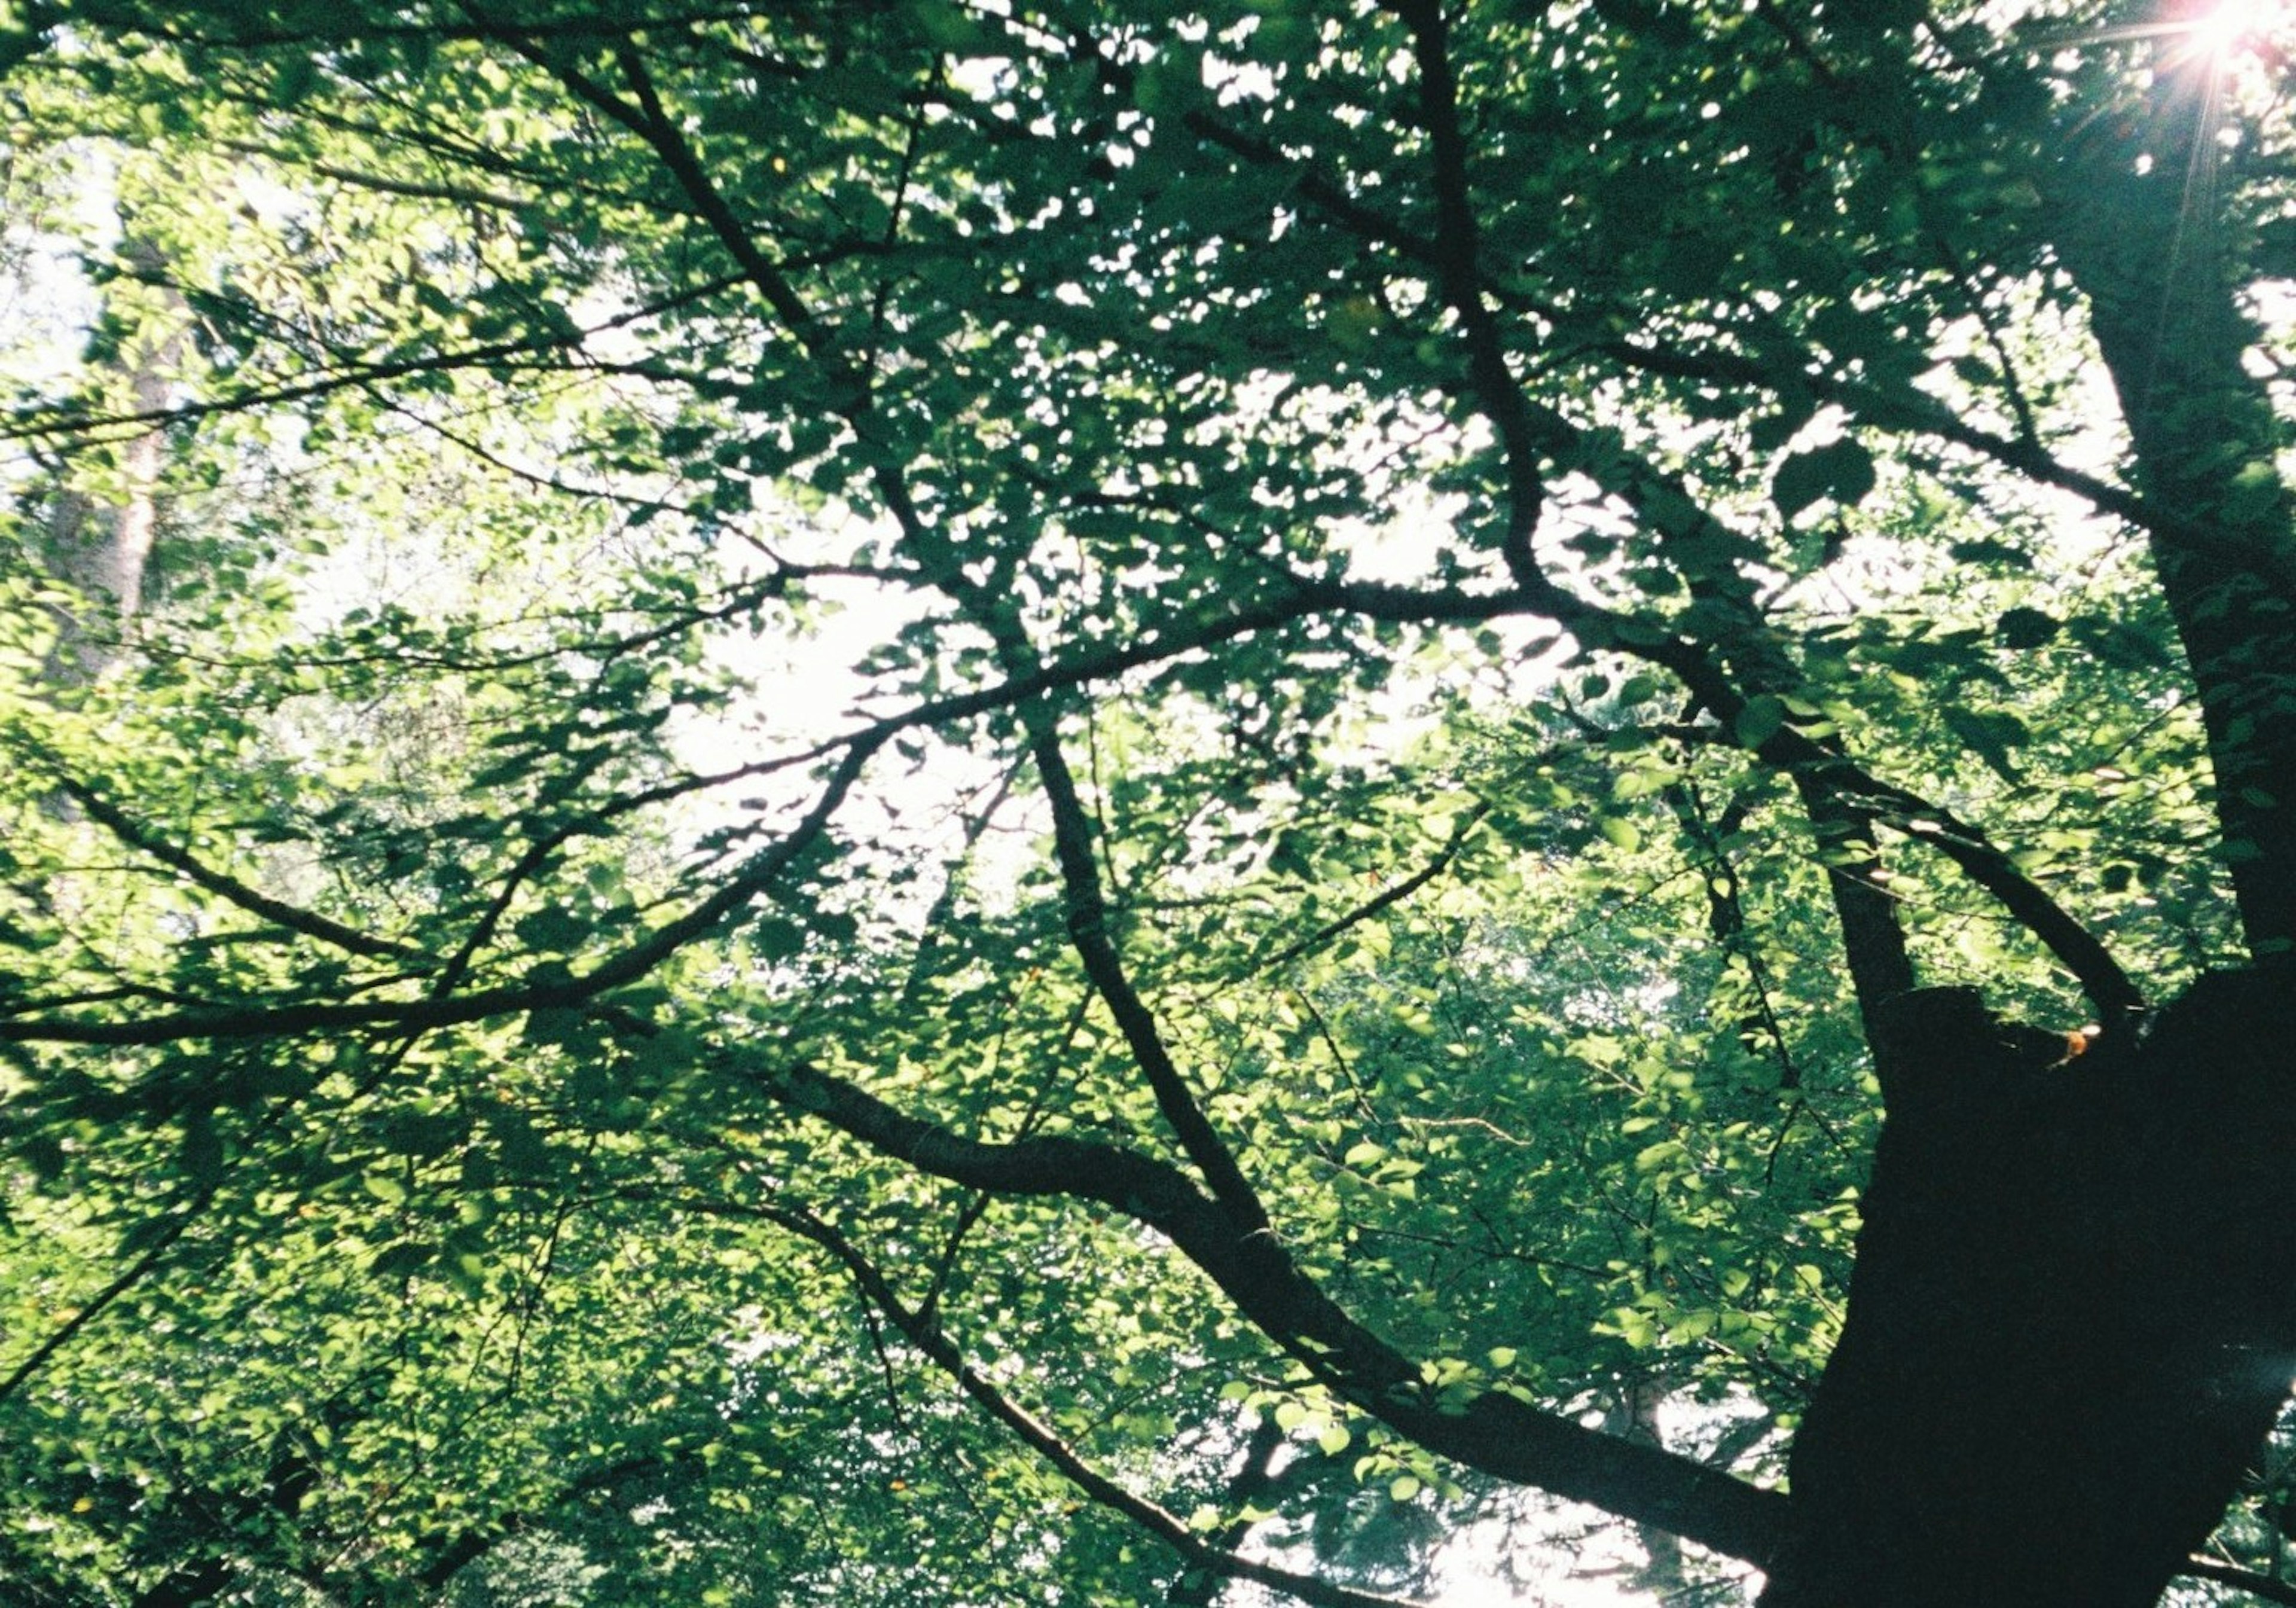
[[754, 1059, 1790, 1566], [757, 1194, 1433, 1608], [32, 765, 429, 966], [0, 734, 882, 1045], [1030, 727, 1272, 1234], [1383, 0, 2140, 1026]]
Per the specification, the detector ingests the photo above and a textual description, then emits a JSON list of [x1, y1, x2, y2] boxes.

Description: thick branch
[[755, 1059, 1788, 1564], [1030, 727, 1271, 1234], [2178, 1560, 2296, 1606]]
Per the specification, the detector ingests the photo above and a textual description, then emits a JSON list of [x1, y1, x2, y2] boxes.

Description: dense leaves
[[2, 1, 2293, 1604]]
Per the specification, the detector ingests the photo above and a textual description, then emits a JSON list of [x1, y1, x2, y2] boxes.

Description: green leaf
[[361, 1171, 410, 1206], [1772, 438, 1876, 522], [1942, 707, 2030, 783], [1994, 606, 2060, 649], [1734, 695, 1788, 748]]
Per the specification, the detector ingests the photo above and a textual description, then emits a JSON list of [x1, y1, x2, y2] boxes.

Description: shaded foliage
[[0, 1, 2292, 1604]]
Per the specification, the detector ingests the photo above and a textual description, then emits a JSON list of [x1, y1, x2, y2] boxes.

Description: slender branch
[[766, 1200, 1431, 1608], [216, 137, 533, 212], [503, 10, 957, 602], [1165, 1414, 1293, 1607], [1667, 781, 1806, 1088], [0, 1195, 204, 1406], [33, 766, 428, 966], [1386, 1, 2130, 1020], [1390, 0, 1933, 1030], [753, 1058, 1788, 1564], [0, 737, 880, 1046], [1390, 0, 1547, 576], [1, 560, 2136, 1040], [1, 274, 744, 444], [1711, 684, 2141, 1024], [470, 18, 827, 358], [1260, 801, 1491, 974], [1074, 16, 2216, 565]]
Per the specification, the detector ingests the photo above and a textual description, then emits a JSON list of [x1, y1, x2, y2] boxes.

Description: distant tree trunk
[[41, 236, 185, 683]]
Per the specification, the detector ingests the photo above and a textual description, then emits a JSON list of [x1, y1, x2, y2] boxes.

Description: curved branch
[[1391, 0, 1546, 570], [1260, 800, 1492, 975], [0, 273, 744, 446], [754, 1058, 1789, 1566], [1030, 726, 1271, 1234], [28, 765, 428, 966], [0, 737, 881, 1046], [764, 1197, 1430, 1608]]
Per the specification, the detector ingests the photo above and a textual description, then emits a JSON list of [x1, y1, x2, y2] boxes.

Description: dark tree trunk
[[1759, 965, 2296, 1606]]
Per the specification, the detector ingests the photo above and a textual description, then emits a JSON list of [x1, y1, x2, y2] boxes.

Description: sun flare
[[2194, 0, 2262, 53]]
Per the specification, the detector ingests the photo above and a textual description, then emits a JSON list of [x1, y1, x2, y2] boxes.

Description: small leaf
[[1734, 695, 1787, 748], [513, 907, 589, 951], [1772, 438, 1876, 522], [751, 918, 807, 961], [1943, 706, 2029, 783], [1950, 537, 2035, 571], [1994, 606, 2059, 649]]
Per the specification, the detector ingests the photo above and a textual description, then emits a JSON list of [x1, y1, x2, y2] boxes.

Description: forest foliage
[[2, 1, 2294, 1604]]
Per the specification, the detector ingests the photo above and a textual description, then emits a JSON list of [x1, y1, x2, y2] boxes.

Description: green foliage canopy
[[1, 1, 2292, 1603]]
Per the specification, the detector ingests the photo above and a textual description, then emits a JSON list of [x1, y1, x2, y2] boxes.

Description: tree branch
[[33, 765, 428, 966], [1, 274, 744, 445], [2179, 1559, 2296, 1606], [1030, 725, 1271, 1234], [1389, 0, 1547, 576], [751, 1058, 1788, 1564], [1259, 801, 1491, 975], [764, 1197, 1433, 1608], [0, 737, 881, 1046]]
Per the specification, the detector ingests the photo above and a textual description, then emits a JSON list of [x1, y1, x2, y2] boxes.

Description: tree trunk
[[40, 237, 184, 683], [1759, 966, 2296, 1606]]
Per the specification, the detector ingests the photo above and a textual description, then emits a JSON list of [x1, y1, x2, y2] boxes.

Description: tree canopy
[[2, 1, 2294, 1604]]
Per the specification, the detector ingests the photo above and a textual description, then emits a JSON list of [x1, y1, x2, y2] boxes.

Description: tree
[[2, 1, 2293, 1603]]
